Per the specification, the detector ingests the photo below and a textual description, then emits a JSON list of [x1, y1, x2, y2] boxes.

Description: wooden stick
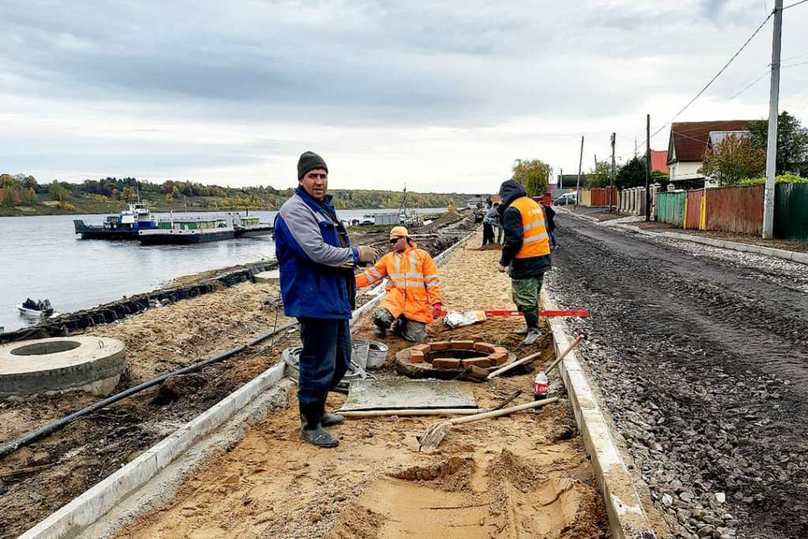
[[339, 408, 485, 418], [446, 397, 559, 426], [487, 350, 544, 380], [545, 335, 584, 374]]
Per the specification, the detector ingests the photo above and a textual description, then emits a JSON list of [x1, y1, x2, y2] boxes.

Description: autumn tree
[[749, 111, 808, 176], [512, 159, 551, 196], [700, 134, 765, 185]]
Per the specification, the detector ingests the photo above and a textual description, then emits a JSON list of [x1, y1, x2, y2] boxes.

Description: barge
[[138, 213, 272, 245]]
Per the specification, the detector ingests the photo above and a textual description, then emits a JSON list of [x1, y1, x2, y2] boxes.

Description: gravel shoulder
[[548, 214, 808, 539]]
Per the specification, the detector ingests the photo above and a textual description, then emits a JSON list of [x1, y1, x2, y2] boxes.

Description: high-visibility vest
[[355, 244, 442, 324], [510, 197, 551, 258]]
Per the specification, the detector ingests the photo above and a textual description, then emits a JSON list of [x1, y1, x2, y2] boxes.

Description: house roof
[[650, 150, 669, 174], [668, 120, 752, 163]]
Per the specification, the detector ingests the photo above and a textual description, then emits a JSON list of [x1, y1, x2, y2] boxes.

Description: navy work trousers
[[297, 317, 352, 424]]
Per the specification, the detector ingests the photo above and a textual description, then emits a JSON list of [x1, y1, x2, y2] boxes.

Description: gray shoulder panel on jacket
[[279, 194, 353, 267]]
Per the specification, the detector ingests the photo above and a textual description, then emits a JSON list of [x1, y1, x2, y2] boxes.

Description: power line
[[728, 69, 770, 99], [636, 11, 775, 150], [784, 0, 808, 10]]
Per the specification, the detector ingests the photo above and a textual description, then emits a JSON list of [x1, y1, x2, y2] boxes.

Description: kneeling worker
[[356, 226, 443, 342]]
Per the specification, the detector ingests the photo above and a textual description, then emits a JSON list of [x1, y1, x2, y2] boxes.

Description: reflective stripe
[[523, 220, 546, 232], [425, 281, 440, 288], [367, 268, 383, 279], [523, 231, 549, 244]]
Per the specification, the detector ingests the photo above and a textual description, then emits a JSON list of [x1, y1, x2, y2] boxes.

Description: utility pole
[[610, 132, 616, 213], [645, 114, 651, 222], [763, 0, 783, 239], [634, 137, 638, 158], [576, 136, 584, 207]]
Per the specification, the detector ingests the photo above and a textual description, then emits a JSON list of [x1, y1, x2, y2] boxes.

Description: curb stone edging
[[20, 361, 286, 539], [657, 231, 808, 265], [542, 289, 657, 539], [562, 207, 808, 266]]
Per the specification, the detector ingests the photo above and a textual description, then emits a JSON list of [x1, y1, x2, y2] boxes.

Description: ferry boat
[[73, 203, 158, 240], [138, 212, 272, 245]]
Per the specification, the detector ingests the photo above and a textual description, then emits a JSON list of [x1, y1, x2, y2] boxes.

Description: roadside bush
[[740, 174, 808, 186]]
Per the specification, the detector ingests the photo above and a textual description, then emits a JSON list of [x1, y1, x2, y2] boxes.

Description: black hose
[[0, 320, 298, 461]]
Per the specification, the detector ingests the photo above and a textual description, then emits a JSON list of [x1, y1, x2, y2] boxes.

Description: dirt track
[[548, 213, 808, 539], [117, 233, 609, 538]]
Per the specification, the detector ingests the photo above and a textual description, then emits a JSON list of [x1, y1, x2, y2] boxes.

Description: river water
[[0, 208, 445, 333]]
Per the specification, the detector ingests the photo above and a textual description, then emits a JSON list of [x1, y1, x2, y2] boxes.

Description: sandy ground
[[118, 232, 609, 539]]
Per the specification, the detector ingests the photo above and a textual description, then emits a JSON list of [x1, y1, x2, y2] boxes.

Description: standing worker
[[497, 179, 552, 345], [356, 226, 443, 343], [275, 151, 380, 448], [491, 201, 503, 244], [481, 201, 496, 246], [541, 198, 558, 250]]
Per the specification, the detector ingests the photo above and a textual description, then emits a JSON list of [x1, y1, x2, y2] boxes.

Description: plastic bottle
[[533, 369, 549, 400]]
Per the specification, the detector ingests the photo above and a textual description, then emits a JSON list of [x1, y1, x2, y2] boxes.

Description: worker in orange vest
[[356, 226, 443, 342], [497, 179, 552, 345]]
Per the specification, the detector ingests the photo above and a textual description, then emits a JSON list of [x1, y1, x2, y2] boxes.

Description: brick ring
[[394, 340, 515, 380]]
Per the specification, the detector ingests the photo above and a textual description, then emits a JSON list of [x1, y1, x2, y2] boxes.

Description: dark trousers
[[297, 317, 352, 426], [482, 223, 494, 245]]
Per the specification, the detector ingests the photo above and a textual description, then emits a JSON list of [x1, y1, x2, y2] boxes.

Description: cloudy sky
[[2, 0, 807, 193]]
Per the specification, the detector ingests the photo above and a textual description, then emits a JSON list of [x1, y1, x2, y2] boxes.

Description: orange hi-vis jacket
[[510, 197, 551, 258], [355, 243, 442, 324]]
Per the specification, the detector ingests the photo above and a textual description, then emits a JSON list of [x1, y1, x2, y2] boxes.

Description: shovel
[[417, 397, 559, 452]]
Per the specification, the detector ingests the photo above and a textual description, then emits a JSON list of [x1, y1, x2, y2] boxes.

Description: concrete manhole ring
[[0, 336, 127, 398], [394, 340, 516, 380]]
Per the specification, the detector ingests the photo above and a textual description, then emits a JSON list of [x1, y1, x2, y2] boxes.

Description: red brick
[[432, 357, 462, 369], [409, 350, 425, 363], [474, 342, 495, 353], [411, 343, 431, 353], [430, 341, 450, 351], [462, 357, 491, 368], [493, 346, 508, 356], [451, 340, 475, 350], [489, 352, 508, 365]]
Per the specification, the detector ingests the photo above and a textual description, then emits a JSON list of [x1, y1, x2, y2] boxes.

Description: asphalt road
[[547, 213, 808, 539]]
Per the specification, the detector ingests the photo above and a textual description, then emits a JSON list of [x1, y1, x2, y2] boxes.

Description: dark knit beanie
[[297, 151, 328, 180]]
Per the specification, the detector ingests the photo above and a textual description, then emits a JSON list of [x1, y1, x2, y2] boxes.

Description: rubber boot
[[300, 403, 339, 448], [522, 311, 540, 345], [373, 310, 392, 338]]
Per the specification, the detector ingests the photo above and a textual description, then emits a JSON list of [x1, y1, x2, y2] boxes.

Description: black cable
[[638, 11, 775, 148], [0, 320, 298, 460], [784, 0, 808, 10]]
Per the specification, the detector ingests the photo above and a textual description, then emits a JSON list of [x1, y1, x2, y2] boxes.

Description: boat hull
[[139, 229, 238, 245], [74, 220, 141, 240]]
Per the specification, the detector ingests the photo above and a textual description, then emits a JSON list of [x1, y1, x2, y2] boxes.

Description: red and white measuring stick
[[483, 309, 591, 318]]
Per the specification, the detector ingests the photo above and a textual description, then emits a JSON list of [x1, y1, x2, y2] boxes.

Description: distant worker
[[541, 198, 558, 249], [492, 201, 503, 244], [497, 179, 552, 345], [482, 201, 497, 246], [356, 226, 443, 343], [275, 151, 380, 448]]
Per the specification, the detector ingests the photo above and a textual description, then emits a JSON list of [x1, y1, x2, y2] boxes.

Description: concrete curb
[[20, 360, 286, 539], [542, 289, 657, 539], [657, 231, 808, 265], [563, 207, 808, 266]]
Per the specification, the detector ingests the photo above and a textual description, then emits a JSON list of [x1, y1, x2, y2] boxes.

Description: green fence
[[775, 183, 808, 241], [655, 191, 686, 227]]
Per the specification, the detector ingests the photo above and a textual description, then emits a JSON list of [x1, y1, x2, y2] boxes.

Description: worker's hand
[[498, 264, 507, 273], [432, 303, 444, 318], [356, 245, 380, 264]]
